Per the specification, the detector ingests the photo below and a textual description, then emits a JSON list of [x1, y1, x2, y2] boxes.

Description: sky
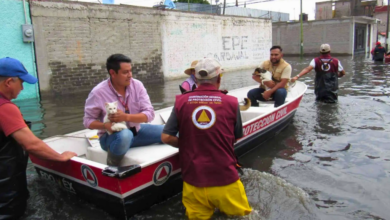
[[75, 0, 387, 20]]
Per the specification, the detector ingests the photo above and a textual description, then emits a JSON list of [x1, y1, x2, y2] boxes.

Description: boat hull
[[30, 84, 307, 219]]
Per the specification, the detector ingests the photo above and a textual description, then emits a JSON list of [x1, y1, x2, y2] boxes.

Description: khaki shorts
[[182, 180, 252, 220]]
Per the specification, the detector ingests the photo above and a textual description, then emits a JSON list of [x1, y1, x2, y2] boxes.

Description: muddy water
[[17, 55, 390, 220]]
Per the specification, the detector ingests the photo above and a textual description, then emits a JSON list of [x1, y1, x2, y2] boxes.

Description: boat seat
[[86, 143, 178, 166]]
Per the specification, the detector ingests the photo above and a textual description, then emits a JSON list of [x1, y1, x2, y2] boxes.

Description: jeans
[[247, 88, 287, 107], [99, 124, 164, 156]]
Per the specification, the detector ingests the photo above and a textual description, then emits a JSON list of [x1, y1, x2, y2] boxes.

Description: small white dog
[[104, 101, 127, 135]]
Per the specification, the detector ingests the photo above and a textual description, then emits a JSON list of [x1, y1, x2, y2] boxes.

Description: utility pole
[[300, 0, 303, 57], [188, 0, 190, 11], [386, 0, 390, 51], [236, 0, 238, 7], [223, 0, 226, 15]]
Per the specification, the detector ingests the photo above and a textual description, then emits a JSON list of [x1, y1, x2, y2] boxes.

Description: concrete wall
[[0, 0, 38, 100], [31, 1, 271, 95], [315, 2, 333, 20], [273, 17, 377, 55], [273, 18, 353, 55], [335, 1, 351, 18], [375, 11, 387, 33]]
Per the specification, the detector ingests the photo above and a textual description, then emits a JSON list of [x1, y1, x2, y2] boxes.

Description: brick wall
[[31, 1, 271, 95]]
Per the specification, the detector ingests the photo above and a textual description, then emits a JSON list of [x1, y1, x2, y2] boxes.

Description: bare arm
[[268, 78, 289, 94], [108, 110, 148, 123], [291, 66, 314, 82], [88, 121, 114, 133], [252, 75, 262, 84], [161, 133, 178, 148], [338, 70, 346, 77], [11, 127, 76, 161]]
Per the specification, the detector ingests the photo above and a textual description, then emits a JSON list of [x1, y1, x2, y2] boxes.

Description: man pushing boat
[[83, 54, 164, 166], [291, 44, 346, 103], [161, 58, 252, 219], [0, 57, 77, 219], [247, 46, 291, 107]]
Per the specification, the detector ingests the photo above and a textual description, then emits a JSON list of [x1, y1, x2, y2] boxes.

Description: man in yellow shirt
[[247, 46, 291, 107]]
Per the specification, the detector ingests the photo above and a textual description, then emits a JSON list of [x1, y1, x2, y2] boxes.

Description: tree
[[174, 0, 210, 4]]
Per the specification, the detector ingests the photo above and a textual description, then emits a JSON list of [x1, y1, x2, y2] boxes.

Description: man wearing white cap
[[179, 60, 198, 93], [292, 44, 346, 103], [161, 58, 251, 219], [0, 57, 77, 219]]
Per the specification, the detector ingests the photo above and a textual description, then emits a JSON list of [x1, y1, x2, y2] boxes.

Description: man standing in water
[[0, 57, 77, 219], [292, 44, 346, 103], [161, 58, 252, 219], [371, 42, 386, 62], [247, 46, 291, 107]]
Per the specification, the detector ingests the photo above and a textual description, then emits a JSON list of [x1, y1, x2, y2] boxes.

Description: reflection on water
[[16, 55, 390, 220]]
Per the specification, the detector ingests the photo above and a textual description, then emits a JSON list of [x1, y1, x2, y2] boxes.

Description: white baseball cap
[[195, 58, 222, 79], [320, 44, 331, 53]]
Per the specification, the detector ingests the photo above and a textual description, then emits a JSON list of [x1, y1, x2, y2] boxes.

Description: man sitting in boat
[[179, 60, 198, 94], [83, 54, 164, 166], [0, 57, 77, 219], [291, 44, 346, 103], [161, 58, 252, 219], [247, 45, 291, 107]]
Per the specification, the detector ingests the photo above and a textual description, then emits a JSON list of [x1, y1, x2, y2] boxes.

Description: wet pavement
[[16, 55, 390, 220]]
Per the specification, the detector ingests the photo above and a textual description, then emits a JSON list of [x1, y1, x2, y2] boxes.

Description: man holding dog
[[161, 58, 252, 219], [0, 57, 77, 219], [247, 45, 292, 107], [291, 44, 346, 103], [83, 54, 164, 166]]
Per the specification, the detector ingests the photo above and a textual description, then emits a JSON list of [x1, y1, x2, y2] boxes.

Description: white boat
[[30, 81, 307, 219]]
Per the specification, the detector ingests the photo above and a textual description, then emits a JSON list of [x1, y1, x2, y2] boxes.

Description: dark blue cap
[[0, 57, 38, 84]]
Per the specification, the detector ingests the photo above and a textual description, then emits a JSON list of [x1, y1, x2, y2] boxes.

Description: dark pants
[[247, 88, 287, 107]]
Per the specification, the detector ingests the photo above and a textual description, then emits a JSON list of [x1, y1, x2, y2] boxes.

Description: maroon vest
[[175, 84, 239, 187], [313, 54, 339, 102]]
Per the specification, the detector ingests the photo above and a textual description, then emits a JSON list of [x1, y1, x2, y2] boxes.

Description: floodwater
[[16, 55, 390, 220]]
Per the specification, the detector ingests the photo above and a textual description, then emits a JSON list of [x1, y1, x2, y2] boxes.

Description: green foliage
[[174, 0, 210, 5]]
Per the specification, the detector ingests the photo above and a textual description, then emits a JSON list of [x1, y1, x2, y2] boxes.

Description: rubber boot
[[107, 149, 125, 167]]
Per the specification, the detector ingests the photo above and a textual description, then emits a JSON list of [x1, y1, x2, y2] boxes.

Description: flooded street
[[18, 55, 390, 220]]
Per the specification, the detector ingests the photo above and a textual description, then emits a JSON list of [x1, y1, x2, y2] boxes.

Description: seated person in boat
[[247, 45, 291, 107], [83, 54, 163, 166], [0, 57, 77, 219], [161, 58, 252, 219], [291, 44, 345, 103], [180, 60, 198, 93]]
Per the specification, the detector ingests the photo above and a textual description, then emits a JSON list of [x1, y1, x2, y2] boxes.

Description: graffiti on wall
[[163, 19, 272, 78]]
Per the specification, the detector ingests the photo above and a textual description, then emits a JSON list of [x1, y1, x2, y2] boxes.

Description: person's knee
[[111, 129, 133, 155], [275, 88, 287, 97]]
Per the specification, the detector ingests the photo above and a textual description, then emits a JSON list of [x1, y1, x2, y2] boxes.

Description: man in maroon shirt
[[0, 57, 76, 219], [161, 58, 251, 219]]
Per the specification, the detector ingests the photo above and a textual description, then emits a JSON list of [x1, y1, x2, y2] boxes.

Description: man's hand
[[291, 76, 299, 83], [262, 90, 273, 100], [338, 70, 346, 77], [252, 75, 262, 84], [109, 110, 128, 122], [60, 151, 77, 161], [103, 122, 114, 133], [263, 80, 276, 88]]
